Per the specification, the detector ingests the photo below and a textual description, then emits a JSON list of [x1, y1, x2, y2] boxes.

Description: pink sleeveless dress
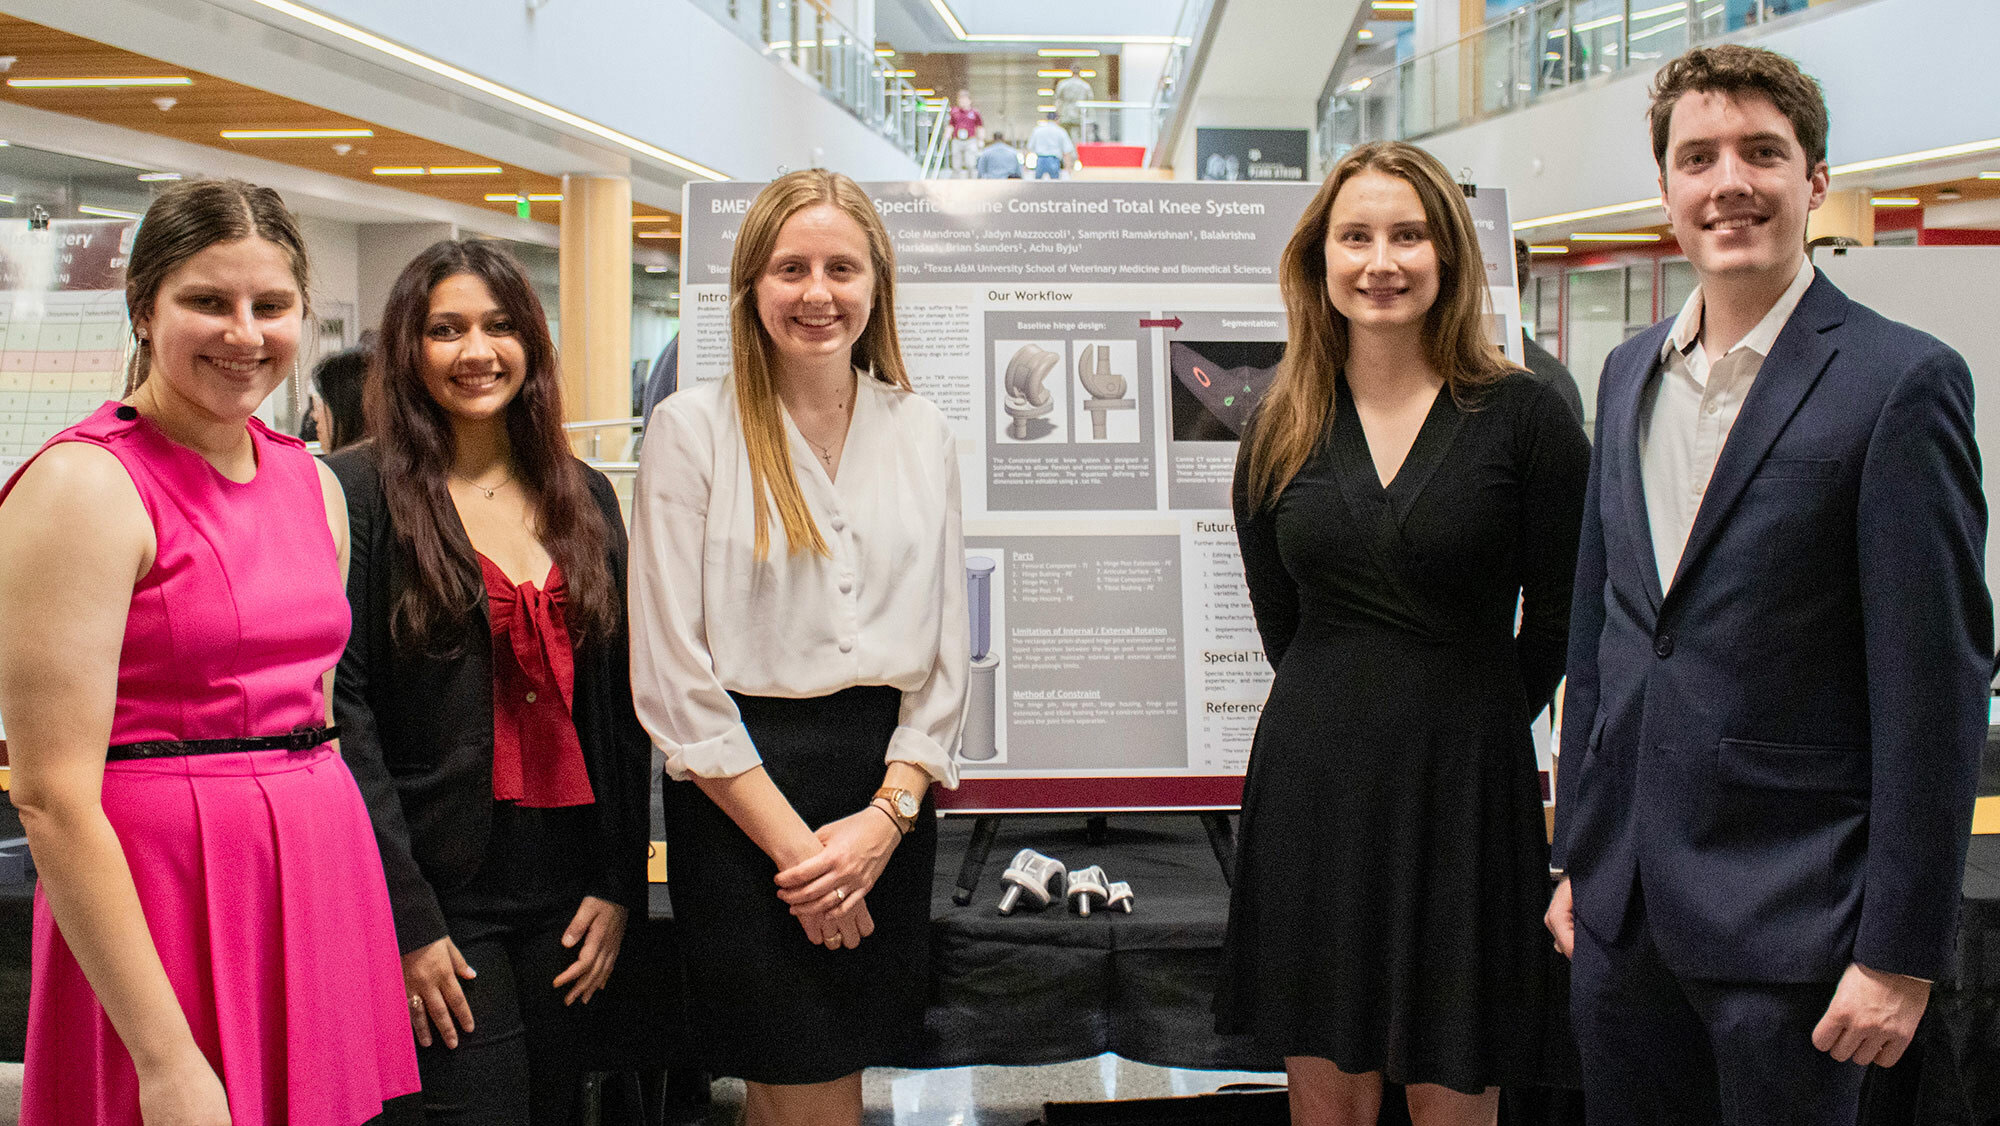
[[3, 403, 419, 1125]]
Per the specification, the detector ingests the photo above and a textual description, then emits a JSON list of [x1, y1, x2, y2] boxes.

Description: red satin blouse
[[480, 554, 594, 808]]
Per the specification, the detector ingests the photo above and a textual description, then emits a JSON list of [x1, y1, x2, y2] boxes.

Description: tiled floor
[[0, 1058, 1284, 1125]]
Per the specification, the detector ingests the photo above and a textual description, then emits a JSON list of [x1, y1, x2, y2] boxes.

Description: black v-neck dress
[[1218, 371, 1590, 1093]]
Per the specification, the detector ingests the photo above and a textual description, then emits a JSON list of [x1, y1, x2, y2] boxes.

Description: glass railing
[[1146, 0, 1220, 166], [1319, 0, 1816, 160], [688, 0, 945, 164]]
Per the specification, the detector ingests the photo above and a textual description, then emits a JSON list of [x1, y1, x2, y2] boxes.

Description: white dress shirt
[[1639, 255, 1816, 592], [629, 371, 968, 786]]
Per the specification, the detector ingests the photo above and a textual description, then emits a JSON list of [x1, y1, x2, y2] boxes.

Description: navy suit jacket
[[1553, 270, 1990, 984]]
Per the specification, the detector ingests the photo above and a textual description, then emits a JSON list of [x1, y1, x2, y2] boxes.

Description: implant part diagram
[[1002, 344, 1059, 439], [1076, 344, 1136, 440]]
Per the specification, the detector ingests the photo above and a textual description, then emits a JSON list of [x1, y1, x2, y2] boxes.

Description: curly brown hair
[[1648, 45, 1827, 177]]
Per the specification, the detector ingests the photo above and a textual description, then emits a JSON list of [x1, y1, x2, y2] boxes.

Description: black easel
[[948, 810, 1239, 906]]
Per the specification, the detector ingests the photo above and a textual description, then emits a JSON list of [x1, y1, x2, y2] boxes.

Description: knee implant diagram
[[1002, 344, 1059, 439], [1076, 344, 1135, 440]]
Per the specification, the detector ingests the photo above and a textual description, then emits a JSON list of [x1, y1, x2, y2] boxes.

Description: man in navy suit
[[1545, 45, 1990, 1125]]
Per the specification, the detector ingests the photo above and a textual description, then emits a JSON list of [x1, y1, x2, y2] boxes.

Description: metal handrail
[[920, 107, 952, 178]]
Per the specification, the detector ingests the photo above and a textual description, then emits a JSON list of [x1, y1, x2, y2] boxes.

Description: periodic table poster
[[0, 218, 137, 477]]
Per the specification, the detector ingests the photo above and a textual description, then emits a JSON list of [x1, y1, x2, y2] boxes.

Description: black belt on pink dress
[[105, 725, 339, 761]]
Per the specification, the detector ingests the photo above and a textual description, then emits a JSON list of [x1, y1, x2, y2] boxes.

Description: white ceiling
[[875, 0, 1186, 54]]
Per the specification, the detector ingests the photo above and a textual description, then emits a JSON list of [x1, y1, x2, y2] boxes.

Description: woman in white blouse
[[629, 169, 967, 1126]]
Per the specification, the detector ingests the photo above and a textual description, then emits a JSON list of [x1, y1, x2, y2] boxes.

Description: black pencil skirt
[[664, 685, 937, 1085]]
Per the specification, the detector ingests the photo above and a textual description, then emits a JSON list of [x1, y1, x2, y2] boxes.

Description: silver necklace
[[455, 469, 512, 499], [801, 398, 851, 468]]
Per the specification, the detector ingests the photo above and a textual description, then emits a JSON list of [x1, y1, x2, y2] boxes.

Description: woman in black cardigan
[[329, 239, 650, 1126]]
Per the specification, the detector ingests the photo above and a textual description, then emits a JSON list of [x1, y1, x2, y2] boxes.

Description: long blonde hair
[[730, 170, 912, 560], [1240, 141, 1513, 512]]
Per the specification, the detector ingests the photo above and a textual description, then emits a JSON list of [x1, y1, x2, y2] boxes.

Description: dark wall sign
[[1194, 128, 1310, 182]]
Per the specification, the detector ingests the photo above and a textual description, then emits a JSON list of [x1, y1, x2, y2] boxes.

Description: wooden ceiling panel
[[0, 14, 680, 240]]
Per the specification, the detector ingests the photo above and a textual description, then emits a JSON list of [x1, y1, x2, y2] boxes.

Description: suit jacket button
[[1654, 633, 1674, 658]]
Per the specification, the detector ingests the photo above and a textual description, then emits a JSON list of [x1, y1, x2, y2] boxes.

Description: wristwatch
[[873, 787, 920, 835]]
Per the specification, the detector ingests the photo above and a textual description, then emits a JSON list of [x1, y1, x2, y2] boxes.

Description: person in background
[[975, 133, 1024, 180], [1221, 141, 1588, 1125], [1054, 71, 1093, 143], [1548, 45, 1990, 1126], [1512, 239, 1585, 426], [310, 346, 371, 453], [639, 334, 680, 427], [947, 89, 984, 178], [629, 169, 968, 1126], [0, 178, 418, 1125], [329, 239, 650, 1125], [1028, 113, 1077, 180]]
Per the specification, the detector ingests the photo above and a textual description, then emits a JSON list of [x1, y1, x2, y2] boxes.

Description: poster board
[[680, 179, 1518, 812], [0, 218, 138, 478]]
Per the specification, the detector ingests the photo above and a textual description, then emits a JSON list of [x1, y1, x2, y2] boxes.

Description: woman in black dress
[[1220, 141, 1589, 1124]]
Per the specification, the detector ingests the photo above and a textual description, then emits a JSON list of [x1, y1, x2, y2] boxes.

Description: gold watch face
[[894, 791, 919, 819]]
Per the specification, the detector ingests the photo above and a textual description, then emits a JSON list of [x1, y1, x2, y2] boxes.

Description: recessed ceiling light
[[8, 76, 192, 88], [223, 128, 374, 139], [528, 193, 562, 201], [1080, 70, 1097, 77], [1528, 245, 1569, 254], [1980, 171, 2000, 180], [637, 231, 678, 239], [428, 165, 501, 174], [644, 265, 671, 273], [0, 194, 16, 204], [894, 69, 917, 77], [1037, 69, 1073, 78], [1372, 1, 1416, 10], [1569, 232, 1662, 242], [79, 204, 145, 219], [1038, 105, 1057, 113], [632, 215, 678, 223], [875, 48, 896, 56], [371, 166, 427, 175], [915, 88, 935, 96], [1358, 29, 1376, 40], [138, 172, 182, 181], [1347, 77, 1373, 92], [1869, 197, 1922, 207], [1038, 89, 1054, 96]]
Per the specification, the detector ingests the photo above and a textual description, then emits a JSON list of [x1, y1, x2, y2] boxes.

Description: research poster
[[680, 179, 1522, 811], [0, 218, 137, 477]]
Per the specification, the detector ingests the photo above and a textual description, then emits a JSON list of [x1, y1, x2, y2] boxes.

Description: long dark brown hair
[[366, 239, 614, 649], [124, 178, 311, 393], [1241, 141, 1514, 512]]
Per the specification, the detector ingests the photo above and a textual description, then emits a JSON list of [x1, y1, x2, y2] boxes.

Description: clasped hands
[[775, 804, 902, 951], [1544, 878, 1930, 1068]]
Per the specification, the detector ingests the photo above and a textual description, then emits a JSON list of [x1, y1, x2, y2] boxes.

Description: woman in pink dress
[[0, 179, 419, 1125]]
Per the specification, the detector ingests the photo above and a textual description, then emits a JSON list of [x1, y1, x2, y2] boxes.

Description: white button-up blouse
[[629, 371, 968, 786]]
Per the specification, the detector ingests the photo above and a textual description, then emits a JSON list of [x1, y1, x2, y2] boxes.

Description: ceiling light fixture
[[875, 47, 896, 56], [1869, 197, 1922, 208], [1037, 69, 1073, 78], [637, 231, 678, 239], [1358, 29, 1376, 39], [1528, 245, 1569, 254], [428, 165, 502, 174], [1038, 104, 1057, 113], [1978, 171, 2000, 180], [917, 0, 1185, 44], [7, 76, 192, 88], [371, 166, 426, 175], [1371, 1, 1417, 10], [632, 214, 678, 223], [1513, 197, 1658, 231], [1347, 77, 1373, 92], [223, 128, 374, 139], [1038, 49, 1100, 57], [235, 0, 726, 180], [644, 264, 670, 273], [1569, 232, 1663, 242], [1080, 70, 1097, 77], [0, 194, 14, 204], [1037, 88, 1054, 96], [137, 172, 183, 181], [1829, 138, 2000, 177], [79, 204, 145, 219], [894, 69, 918, 77]]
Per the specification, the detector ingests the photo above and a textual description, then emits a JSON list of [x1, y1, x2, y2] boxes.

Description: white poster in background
[[681, 180, 1521, 807], [0, 219, 138, 478]]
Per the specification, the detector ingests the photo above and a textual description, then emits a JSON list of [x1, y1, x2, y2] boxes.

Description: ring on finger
[[409, 994, 423, 1008], [834, 887, 847, 902]]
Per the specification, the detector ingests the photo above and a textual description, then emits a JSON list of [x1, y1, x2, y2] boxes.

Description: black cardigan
[[328, 444, 651, 953]]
